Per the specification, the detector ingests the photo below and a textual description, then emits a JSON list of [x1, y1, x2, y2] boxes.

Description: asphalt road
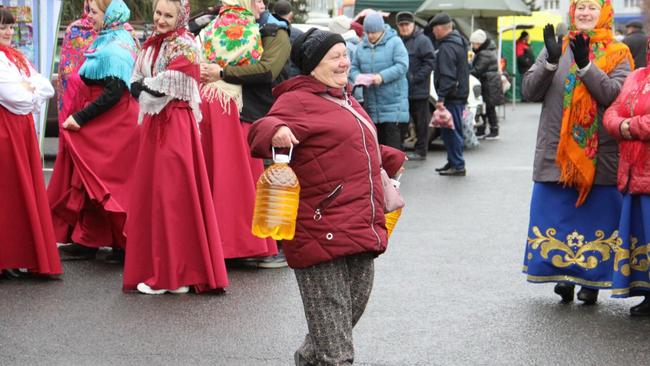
[[3, 103, 650, 365]]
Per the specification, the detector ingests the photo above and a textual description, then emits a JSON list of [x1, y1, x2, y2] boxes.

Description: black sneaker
[[105, 248, 125, 264], [485, 131, 500, 140], [435, 163, 451, 172], [577, 287, 598, 305], [630, 296, 650, 316], [554, 283, 575, 303], [439, 167, 466, 176], [475, 128, 487, 140], [406, 152, 426, 161], [58, 243, 98, 261]]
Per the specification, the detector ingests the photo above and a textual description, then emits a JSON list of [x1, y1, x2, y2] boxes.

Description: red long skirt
[[123, 101, 229, 292], [47, 78, 139, 249], [0, 107, 62, 275], [200, 98, 277, 258]]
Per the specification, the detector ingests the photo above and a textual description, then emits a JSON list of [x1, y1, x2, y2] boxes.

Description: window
[[624, 0, 642, 7], [543, 0, 560, 10]]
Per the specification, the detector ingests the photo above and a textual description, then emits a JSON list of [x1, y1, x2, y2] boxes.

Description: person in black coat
[[623, 20, 647, 70], [430, 12, 469, 176], [397, 11, 435, 160], [470, 29, 505, 140]]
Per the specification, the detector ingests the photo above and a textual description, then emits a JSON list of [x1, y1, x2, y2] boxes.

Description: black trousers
[[409, 99, 431, 156], [376, 122, 402, 150], [479, 103, 499, 133]]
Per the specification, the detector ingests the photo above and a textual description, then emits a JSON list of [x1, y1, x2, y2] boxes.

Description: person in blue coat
[[349, 11, 409, 150]]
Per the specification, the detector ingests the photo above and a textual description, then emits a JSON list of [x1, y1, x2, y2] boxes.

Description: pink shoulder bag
[[319, 94, 405, 213]]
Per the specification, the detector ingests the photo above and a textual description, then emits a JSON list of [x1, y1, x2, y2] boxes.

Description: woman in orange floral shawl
[[521, 0, 632, 305]]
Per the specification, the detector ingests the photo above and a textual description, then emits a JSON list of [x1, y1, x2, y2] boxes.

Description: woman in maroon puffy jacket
[[248, 29, 405, 365], [603, 39, 650, 316]]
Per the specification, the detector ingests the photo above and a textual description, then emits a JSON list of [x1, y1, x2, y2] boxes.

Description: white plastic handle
[[272, 144, 293, 162]]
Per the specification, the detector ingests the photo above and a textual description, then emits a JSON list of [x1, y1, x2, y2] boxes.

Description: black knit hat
[[291, 28, 346, 75]]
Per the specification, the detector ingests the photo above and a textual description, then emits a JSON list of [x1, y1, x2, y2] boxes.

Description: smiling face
[[573, 0, 602, 32], [88, 0, 105, 31], [311, 43, 350, 89], [153, 0, 180, 34]]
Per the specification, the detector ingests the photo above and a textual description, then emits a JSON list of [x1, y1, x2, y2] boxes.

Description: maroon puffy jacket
[[248, 76, 406, 269], [603, 67, 650, 194]]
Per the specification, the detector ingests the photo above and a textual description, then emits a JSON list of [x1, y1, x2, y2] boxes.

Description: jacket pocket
[[313, 183, 343, 221]]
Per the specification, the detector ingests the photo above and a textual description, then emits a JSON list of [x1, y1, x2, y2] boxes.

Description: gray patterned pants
[[294, 252, 375, 366]]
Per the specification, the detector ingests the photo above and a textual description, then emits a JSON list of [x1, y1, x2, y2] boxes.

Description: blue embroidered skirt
[[523, 182, 622, 289], [611, 194, 650, 298]]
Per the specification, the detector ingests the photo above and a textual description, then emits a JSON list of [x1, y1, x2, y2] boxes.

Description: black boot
[[435, 162, 451, 172], [577, 287, 598, 305], [554, 283, 575, 303], [630, 296, 650, 317], [58, 243, 98, 260]]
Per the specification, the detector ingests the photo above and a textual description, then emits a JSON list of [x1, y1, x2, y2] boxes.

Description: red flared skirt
[[47, 77, 139, 249], [0, 107, 62, 275], [200, 98, 277, 258], [123, 101, 229, 292]]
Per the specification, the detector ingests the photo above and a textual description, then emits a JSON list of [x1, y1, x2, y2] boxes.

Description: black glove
[[570, 33, 591, 69], [543, 24, 562, 64], [130, 80, 143, 99]]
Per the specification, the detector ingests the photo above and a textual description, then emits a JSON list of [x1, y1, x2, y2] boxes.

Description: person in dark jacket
[[273, 0, 303, 77], [430, 12, 469, 176], [397, 11, 435, 160], [623, 20, 647, 69], [248, 29, 406, 366], [201, 0, 291, 268], [470, 29, 505, 140]]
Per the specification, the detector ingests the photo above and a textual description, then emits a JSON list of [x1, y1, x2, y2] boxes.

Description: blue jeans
[[440, 102, 465, 169]]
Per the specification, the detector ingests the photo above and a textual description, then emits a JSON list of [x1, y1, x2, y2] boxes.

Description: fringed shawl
[[557, 0, 633, 206], [199, 0, 263, 112], [133, 0, 202, 124], [78, 0, 137, 89]]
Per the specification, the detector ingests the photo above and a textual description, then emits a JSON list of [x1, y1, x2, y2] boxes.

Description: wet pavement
[[3, 103, 650, 365]]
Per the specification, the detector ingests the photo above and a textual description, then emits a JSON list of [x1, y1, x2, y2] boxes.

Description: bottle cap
[[274, 154, 290, 164]]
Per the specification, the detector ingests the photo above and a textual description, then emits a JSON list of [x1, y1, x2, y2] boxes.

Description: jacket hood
[[362, 24, 398, 47], [476, 39, 496, 52], [273, 75, 350, 98], [440, 30, 468, 49]]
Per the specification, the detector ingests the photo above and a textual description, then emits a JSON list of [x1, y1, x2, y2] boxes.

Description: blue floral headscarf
[[78, 0, 137, 89]]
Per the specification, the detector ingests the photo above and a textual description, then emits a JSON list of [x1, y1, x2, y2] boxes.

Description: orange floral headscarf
[[557, 0, 633, 206]]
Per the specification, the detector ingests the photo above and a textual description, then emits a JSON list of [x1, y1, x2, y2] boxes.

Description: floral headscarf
[[77, 0, 137, 89], [557, 0, 633, 206], [199, 0, 263, 108], [134, 0, 202, 123]]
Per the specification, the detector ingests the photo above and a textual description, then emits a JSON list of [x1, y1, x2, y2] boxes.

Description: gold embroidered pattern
[[611, 236, 649, 277], [527, 227, 620, 269]]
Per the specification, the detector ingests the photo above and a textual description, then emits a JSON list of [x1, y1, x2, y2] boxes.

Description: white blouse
[[0, 51, 54, 115]]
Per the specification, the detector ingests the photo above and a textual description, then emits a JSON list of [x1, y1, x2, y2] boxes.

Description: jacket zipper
[[313, 183, 343, 221], [346, 93, 382, 248]]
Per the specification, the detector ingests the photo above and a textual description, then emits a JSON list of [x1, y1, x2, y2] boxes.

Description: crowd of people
[[1, 0, 650, 364]]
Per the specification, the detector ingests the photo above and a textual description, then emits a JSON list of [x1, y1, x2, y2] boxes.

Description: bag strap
[[319, 93, 381, 161]]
